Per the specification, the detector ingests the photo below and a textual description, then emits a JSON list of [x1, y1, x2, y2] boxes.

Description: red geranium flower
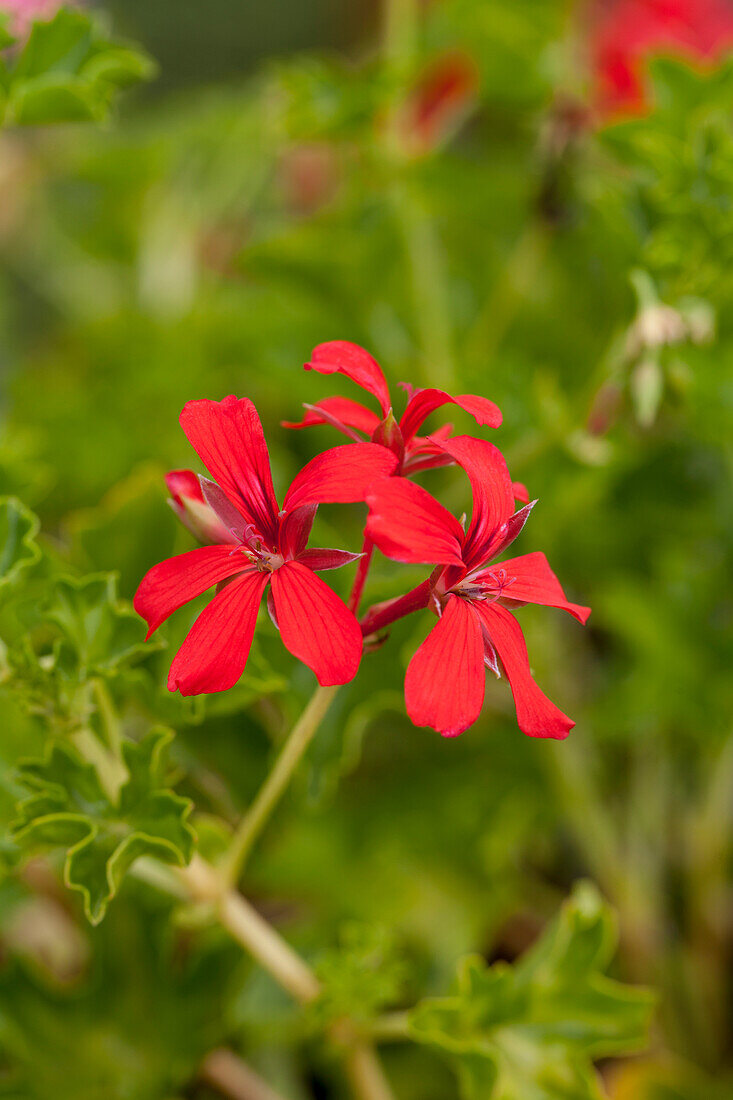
[[591, 0, 733, 116], [284, 340, 520, 485], [363, 436, 590, 739], [134, 396, 397, 695]]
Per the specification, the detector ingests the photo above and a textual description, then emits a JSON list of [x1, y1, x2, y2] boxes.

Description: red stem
[[360, 579, 432, 637], [348, 535, 375, 613]]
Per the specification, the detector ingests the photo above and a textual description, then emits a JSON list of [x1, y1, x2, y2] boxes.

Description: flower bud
[[166, 470, 235, 545]]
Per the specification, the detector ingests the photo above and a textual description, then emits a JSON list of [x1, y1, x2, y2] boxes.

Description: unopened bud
[[166, 470, 235, 545]]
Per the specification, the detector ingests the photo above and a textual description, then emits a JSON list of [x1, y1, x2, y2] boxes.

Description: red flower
[[363, 436, 590, 739], [134, 396, 397, 695], [591, 0, 733, 116], [284, 340, 512, 481]]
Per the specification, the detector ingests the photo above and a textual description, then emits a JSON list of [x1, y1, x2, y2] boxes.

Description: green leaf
[[0, 498, 41, 589], [409, 882, 655, 1100], [10, 729, 196, 924], [45, 573, 156, 679]]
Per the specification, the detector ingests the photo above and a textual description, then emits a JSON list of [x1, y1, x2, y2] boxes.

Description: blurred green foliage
[[0, 1, 731, 1098]]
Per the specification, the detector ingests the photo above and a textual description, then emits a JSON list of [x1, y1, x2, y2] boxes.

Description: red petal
[[436, 436, 515, 569], [306, 341, 391, 416], [365, 477, 465, 566], [270, 561, 362, 685], [399, 388, 502, 441], [282, 396, 381, 438], [297, 547, 363, 570], [167, 568, 269, 696], [512, 481, 529, 504], [283, 443, 398, 511], [474, 603, 574, 739], [180, 397, 279, 542], [134, 545, 246, 638], [405, 595, 485, 737], [479, 552, 591, 625]]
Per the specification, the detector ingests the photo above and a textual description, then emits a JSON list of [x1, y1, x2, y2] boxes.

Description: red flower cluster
[[590, 0, 733, 116], [136, 343, 589, 739]]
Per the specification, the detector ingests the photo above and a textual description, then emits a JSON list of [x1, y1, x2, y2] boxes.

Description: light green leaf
[[45, 573, 156, 679], [409, 882, 654, 1100], [0, 497, 41, 590], [10, 729, 196, 924], [4, 7, 156, 128]]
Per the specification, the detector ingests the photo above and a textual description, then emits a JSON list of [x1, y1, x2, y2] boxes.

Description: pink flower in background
[[591, 0, 733, 116], [0, 0, 64, 37]]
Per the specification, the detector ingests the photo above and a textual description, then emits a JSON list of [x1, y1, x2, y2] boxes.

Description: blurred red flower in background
[[591, 0, 733, 116]]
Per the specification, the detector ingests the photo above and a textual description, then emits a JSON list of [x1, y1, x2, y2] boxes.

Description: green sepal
[[10, 729, 196, 924], [408, 882, 655, 1100]]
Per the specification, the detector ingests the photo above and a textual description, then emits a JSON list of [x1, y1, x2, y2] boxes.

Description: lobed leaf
[[10, 729, 196, 924]]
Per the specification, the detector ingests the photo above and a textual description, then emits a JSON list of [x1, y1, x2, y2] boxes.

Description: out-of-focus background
[[0, 1, 731, 1097]]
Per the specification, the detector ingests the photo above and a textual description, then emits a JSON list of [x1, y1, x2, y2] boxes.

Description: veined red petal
[[474, 603, 574, 739], [405, 595, 485, 737], [283, 443, 398, 511], [399, 388, 502, 441], [180, 396, 279, 541], [306, 341, 391, 416], [134, 545, 247, 638], [167, 568, 269, 696], [270, 561, 362, 685], [481, 499, 537, 563], [297, 547, 363, 570], [436, 436, 515, 569], [479, 551, 591, 624], [365, 477, 465, 566], [282, 396, 381, 437]]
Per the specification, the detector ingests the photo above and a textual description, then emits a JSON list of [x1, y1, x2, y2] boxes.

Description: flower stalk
[[221, 683, 339, 885]]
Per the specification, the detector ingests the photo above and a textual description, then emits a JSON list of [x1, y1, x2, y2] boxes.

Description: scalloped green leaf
[[409, 882, 654, 1100], [0, 497, 41, 589], [10, 729, 195, 924]]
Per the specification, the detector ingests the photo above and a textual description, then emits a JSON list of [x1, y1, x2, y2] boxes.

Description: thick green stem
[[222, 684, 339, 885]]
